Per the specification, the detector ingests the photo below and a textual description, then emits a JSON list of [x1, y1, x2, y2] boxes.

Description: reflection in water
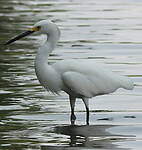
[[40, 125, 132, 150], [0, 0, 142, 149]]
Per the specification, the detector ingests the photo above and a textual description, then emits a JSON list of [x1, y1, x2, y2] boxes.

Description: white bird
[[5, 20, 134, 125]]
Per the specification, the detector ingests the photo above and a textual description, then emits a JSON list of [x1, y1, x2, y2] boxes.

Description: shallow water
[[0, 0, 142, 149]]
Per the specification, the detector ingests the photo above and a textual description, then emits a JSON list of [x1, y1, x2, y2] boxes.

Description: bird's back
[[52, 59, 134, 97]]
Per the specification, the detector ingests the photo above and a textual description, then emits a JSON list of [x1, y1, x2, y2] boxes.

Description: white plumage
[[52, 60, 133, 96], [5, 20, 134, 125]]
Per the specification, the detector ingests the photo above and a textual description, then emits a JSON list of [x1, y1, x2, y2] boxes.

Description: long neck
[[36, 33, 58, 64]]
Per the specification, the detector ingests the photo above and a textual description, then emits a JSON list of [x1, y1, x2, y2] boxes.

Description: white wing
[[53, 59, 134, 97], [62, 71, 98, 98]]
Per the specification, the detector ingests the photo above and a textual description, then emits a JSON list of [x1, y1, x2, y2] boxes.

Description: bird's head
[[5, 20, 60, 45]]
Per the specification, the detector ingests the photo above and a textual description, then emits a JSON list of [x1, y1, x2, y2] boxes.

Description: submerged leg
[[69, 95, 76, 125], [82, 98, 89, 125]]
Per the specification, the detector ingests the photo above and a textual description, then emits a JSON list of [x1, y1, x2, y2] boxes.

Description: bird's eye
[[36, 26, 41, 30]]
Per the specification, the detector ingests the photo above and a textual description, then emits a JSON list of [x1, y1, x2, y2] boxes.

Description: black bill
[[5, 30, 35, 45]]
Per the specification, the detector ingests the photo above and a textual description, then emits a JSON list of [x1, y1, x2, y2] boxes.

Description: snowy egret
[[5, 20, 134, 125]]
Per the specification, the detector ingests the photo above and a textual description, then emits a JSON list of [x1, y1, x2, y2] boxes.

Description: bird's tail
[[118, 75, 134, 90]]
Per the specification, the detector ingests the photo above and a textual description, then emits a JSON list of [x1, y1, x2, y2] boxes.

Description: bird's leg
[[69, 95, 76, 125], [82, 98, 89, 125]]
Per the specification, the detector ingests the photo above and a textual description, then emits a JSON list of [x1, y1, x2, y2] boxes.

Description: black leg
[[86, 106, 89, 125], [71, 109, 76, 125], [82, 98, 89, 125], [69, 95, 76, 125]]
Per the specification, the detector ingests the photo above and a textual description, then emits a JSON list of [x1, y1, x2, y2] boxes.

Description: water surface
[[0, 0, 142, 149]]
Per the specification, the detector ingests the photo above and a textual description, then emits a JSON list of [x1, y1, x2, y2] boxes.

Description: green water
[[0, 0, 142, 149]]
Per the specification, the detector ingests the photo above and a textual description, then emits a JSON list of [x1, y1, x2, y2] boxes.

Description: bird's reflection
[[41, 124, 133, 150]]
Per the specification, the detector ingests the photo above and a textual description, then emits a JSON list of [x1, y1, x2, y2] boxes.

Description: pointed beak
[[4, 26, 40, 45]]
